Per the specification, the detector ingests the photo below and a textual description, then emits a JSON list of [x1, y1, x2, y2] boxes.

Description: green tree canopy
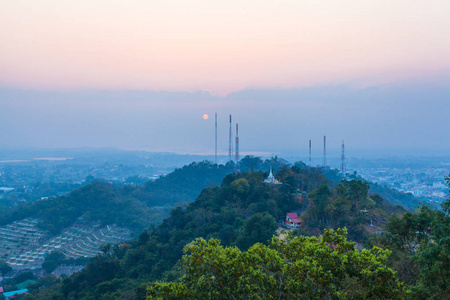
[[0, 259, 12, 276], [236, 212, 278, 250], [412, 176, 450, 298], [148, 229, 406, 299], [239, 156, 263, 172]]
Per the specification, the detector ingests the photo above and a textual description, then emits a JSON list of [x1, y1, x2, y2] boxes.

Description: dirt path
[[276, 227, 294, 241]]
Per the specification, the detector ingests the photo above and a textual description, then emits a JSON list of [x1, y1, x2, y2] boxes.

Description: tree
[[0, 260, 12, 276], [344, 180, 371, 209], [239, 156, 263, 172], [43, 251, 66, 274], [412, 175, 450, 298], [230, 178, 250, 196], [293, 161, 307, 170], [369, 205, 435, 287], [372, 175, 450, 297], [14, 271, 35, 283], [305, 184, 331, 225], [148, 229, 406, 299], [43, 260, 58, 274], [236, 212, 278, 250]]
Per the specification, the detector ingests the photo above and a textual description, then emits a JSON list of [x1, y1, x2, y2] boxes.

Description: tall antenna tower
[[215, 113, 217, 164], [228, 115, 232, 161], [309, 139, 312, 166], [323, 135, 327, 168], [341, 140, 346, 176], [235, 123, 239, 162]]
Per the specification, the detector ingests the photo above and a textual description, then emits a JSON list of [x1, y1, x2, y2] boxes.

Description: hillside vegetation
[[0, 161, 235, 234], [148, 230, 405, 299], [25, 165, 406, 299], [366, 177, 450, 298]]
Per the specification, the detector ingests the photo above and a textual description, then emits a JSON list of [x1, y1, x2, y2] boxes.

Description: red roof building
[[286, 212, 301, 228]]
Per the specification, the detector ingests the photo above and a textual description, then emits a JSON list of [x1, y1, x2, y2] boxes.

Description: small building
[[3, 288, 28, 299], [286, 212, 301, 228]]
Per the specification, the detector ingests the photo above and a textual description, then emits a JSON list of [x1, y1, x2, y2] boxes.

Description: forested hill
[[0, 157, 417, 235], [369, 182, 420, 210], [26, 167, 405, 299], [321, 168, 420, 210], [142, 161, 236, 206], [0, 161, 235, 234]]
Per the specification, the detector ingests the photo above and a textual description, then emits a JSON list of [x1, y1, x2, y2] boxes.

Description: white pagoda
[[264, 167, 281, 184]]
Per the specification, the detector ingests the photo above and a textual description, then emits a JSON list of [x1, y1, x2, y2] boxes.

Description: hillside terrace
[[0, 219, 47, 262], [0, 218, 131, 270]]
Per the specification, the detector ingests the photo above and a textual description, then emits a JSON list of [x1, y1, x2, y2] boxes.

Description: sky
[[1, 1, 450, 157]]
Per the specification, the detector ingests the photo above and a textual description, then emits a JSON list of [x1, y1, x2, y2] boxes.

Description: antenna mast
[[228, 115, 232, 161], [235, 123, 239, 162], [323, 135, 327, 168], [341, 140, 346, 176], [215, 113, 217, 164], [309, 139, 312, 166]]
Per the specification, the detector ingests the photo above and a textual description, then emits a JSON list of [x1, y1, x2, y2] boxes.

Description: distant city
[[352, 164, 448, 204], [292, 155, 450, 206], [1, 148, 449, 209]]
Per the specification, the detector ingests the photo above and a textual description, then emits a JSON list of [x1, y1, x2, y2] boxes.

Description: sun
[[203, 114, 209, 120]]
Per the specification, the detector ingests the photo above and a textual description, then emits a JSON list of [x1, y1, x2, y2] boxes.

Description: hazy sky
[[1, 1, 449, 156], [1, 86, 450, 157]]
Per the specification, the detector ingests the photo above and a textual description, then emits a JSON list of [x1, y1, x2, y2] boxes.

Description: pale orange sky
[[1, 0, 450, 93]]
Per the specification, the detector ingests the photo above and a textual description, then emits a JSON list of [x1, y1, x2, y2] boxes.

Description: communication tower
[[309, 139, 312, 166], [228, 115, 233, 161], [235, 123, 239, 162], [341, 140, 346, 176], [215, 113, 217, 164]]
